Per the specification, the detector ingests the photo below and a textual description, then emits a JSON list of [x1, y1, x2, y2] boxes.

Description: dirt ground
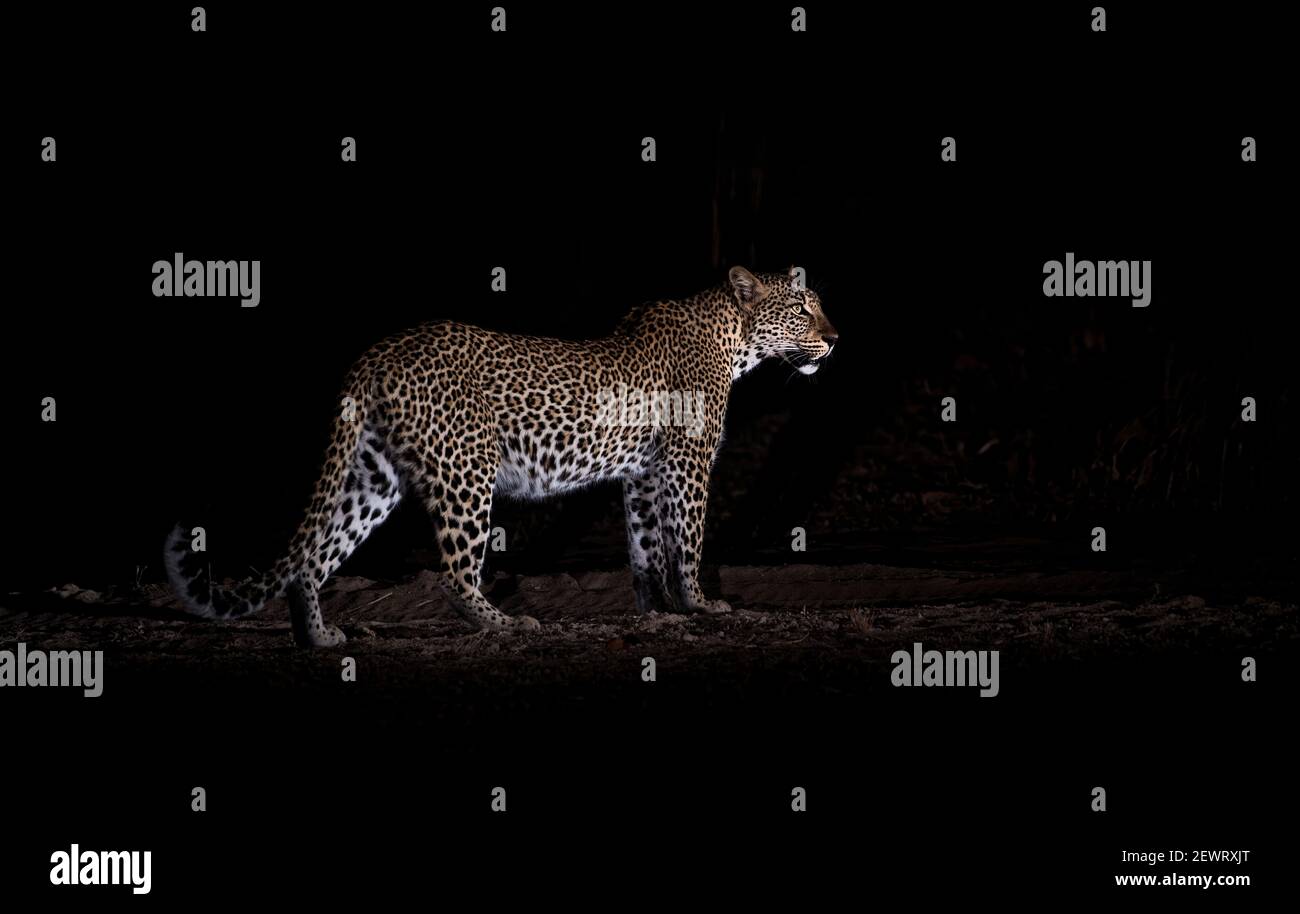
[[4, 555, 1294, 700]]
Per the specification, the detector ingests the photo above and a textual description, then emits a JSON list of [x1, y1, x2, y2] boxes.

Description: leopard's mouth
[[790, 350, 822, 375], [791, 345, 831, 375]]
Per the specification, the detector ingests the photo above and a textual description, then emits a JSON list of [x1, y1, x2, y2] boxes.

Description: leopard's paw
[[689, 598, 732, 615], [297, 623, 347, 649]]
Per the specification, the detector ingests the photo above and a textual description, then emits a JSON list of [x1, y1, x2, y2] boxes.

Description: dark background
[[3, 1, 1294, 900]]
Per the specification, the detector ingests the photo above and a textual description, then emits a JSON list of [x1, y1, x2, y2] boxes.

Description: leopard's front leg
[[654, 436, 731, 615], [623, 473, 673, 614]]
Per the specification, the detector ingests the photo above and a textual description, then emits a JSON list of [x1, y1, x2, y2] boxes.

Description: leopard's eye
[[789, 303, 805, 315]]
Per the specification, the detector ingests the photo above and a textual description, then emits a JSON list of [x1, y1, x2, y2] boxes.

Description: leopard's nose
[[822, 332, 839, 348]]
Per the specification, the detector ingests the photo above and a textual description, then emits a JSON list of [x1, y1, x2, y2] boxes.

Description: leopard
[[165, 266, 839, 647]]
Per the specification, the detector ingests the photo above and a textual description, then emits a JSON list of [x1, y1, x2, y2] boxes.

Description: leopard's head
[[730, 266, 839, 375]]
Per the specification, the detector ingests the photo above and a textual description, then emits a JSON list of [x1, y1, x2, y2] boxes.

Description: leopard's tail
[[164, 365, 374, 619]]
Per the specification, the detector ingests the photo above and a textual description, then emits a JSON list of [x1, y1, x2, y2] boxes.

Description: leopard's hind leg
[[286, 579, 346, 648], [395, 398, 539, 632], [289, 423, 404, 647]]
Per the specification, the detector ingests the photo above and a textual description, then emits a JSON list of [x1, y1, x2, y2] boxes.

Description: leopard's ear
[[728, 266, 766, 310]]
